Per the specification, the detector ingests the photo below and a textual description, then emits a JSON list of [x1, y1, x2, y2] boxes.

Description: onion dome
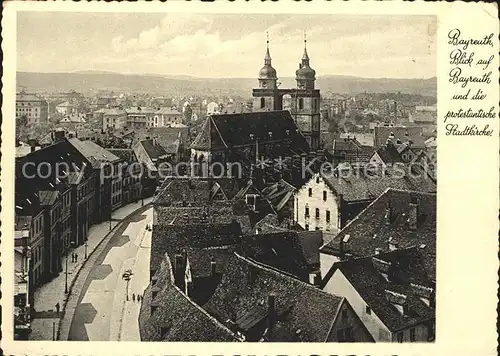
[[295, 33, 316, 80], [259, 34, 277, 80]]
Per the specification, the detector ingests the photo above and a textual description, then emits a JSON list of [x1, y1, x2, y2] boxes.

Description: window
[[337, 327, 353, 342], [326, 210, 331, 223], [316, 176, 320, 183], [410, 328, 416, 342], [305, 206, 309, 217], [315, 208, 320, 219], [260, 98, 265, 108], [308, 188, 312, 197], [365, 305, 371, 315], [299, 98, 304, 110], [397, 332, 404, 343], [341, 309, 348, 322], [323, 190, 327, 201]]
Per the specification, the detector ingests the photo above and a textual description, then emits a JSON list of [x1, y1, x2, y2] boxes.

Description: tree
[[183, 105, 193, 124], [16, 115, 29, 142]]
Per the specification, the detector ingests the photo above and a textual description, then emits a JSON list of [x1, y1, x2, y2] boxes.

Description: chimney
[[339, 234, 350, 257], [384, 202, 392, 225], [174, 254, 185, 289], [267, 293, 276, 329], [210, 260, 217, 276], [28, 139, 37, 153], [409, 198, 418, 230], [388, 237, 398, 251]]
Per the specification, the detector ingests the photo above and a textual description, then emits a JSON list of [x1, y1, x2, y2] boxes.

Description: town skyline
[[18, 13, 437, 79]]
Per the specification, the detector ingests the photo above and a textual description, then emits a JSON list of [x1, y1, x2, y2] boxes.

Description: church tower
[[291, 32, 321, 150], [252, 34, 281, 112]]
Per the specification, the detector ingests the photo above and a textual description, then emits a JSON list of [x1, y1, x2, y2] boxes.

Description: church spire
[[264, 32, 272, 64], [302, 30, 309, 62]]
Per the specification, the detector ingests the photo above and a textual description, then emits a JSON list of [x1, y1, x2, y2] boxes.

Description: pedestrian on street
[[71, 253, 74, 263], [55, 302, 60, 314], [137, 294, 141, 302], [132, 293, 136, 302], [75, 253, 79, 263]]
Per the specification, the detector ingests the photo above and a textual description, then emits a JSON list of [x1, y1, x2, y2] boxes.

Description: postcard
[[1, 1, 498, 355]]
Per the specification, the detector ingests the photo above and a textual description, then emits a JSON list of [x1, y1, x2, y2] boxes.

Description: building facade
[[16, 92, 49, 125]]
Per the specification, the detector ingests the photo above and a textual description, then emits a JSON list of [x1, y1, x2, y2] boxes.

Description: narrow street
[[29, 198, 152, 341], [68, 207, 152, 341]]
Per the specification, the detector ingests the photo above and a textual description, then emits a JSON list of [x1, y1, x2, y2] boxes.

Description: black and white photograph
[[3, 3, 497, 354], [13, 12, 438, 343]]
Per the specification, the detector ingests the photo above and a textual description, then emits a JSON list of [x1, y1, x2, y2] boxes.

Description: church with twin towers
[[252, 33, 321, 150]]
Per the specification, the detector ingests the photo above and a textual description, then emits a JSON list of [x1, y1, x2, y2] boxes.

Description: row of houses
[[14, 132, 150, 336], [140, 173, 436, 342], [95, 106, 183, 130]]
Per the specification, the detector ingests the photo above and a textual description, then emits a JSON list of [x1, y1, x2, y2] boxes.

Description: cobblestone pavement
[[29, 198, 152, 341], [67, 207, 153, 341]]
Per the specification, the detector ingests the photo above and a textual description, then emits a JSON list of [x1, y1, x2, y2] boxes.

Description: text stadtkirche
[[444, 28, 495, 136]]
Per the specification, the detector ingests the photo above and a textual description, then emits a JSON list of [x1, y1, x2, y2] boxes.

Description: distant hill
[[17, 71, 436, 97]]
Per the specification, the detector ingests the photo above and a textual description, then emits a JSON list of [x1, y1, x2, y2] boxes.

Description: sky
[[17, 12, 437, 79]]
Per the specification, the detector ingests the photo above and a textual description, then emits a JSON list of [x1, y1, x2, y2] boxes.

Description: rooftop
[[205, 253, 344, 342], [191, 110, 309, 152], [326, 248, 435, 332], [320, 166, 436, 202], [68, 138, 121, 166], [321, 188, 436, 281], [374, 126, 426, 148], [139, 254, 239, 342], [150, 223, 242, 275]]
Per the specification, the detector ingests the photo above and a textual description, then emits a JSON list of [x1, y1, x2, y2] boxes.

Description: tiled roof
[[321, 166, 436, 202], [374, 126, 426, 148], [191, 111, 309, 151], [15, 141, 91, 212], [185, 246, 238, 279], [156, 107, 181, 115], [68, 138, 121, 166], [107, 148, 137, 163], [154, 178, 211, 206], [240, 231, 322, 279], [321, 189, 436, 281], [139, 139, 168, 160], [254, 213, 300, 234], [328, 248, 435, 332], [139, 254, 239, 342], [373, 144, 402, 164], [212, 178, 245, 200], [205, 253, 344, 342], [150, 223, 242, 276], [261, 179, 296, 212]]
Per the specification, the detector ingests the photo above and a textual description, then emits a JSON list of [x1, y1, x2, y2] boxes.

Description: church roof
[[190, 111, 309, 152]]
